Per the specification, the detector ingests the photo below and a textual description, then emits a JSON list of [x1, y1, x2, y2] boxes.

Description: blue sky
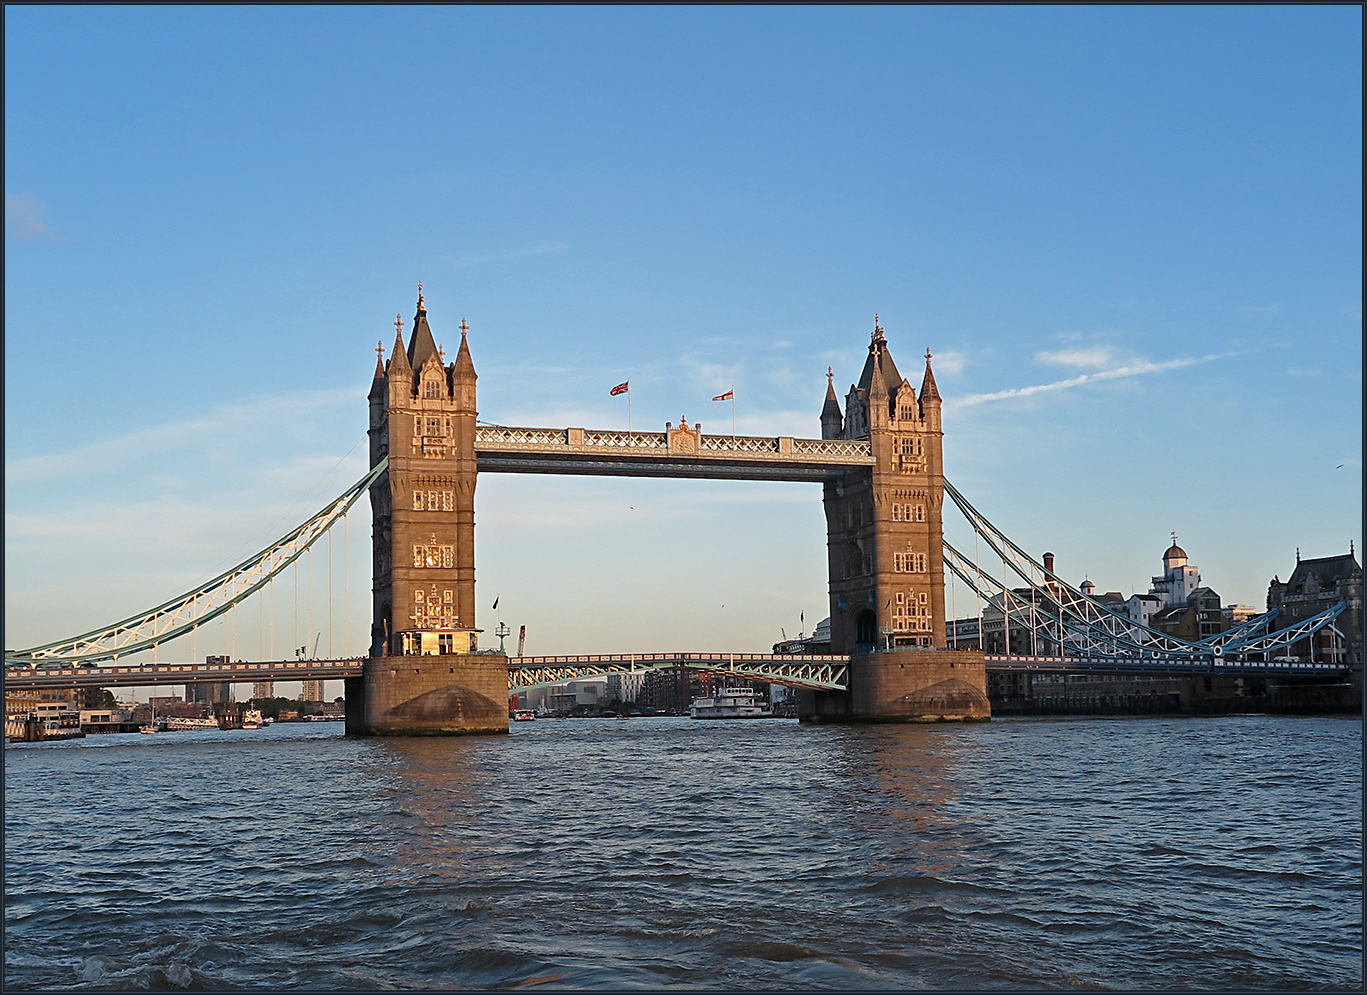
[[6, 6, 1361, 686]]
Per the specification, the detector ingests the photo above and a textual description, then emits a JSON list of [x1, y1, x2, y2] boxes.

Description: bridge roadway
[[983, 654, 1348, 675], [474, 425, 876, 481], [4, 652, 1345, 694]]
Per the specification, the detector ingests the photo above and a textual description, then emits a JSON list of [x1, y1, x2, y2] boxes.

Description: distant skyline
[[6, 6, 1361, 683]]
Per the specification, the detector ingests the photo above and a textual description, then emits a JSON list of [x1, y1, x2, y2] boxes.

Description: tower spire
[[919, 347, 940, 403]]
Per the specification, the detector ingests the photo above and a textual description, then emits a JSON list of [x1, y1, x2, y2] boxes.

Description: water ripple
[[5, 715, 1361, 990]]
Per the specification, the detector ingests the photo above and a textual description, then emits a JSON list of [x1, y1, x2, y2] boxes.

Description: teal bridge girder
[[6, 449, 1346, 675], [941, 481, 1350, 663], [5, 459, 390, 669], [508, 653, 851, 693]]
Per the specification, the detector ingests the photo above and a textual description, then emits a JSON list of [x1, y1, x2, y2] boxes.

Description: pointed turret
[[452, 317, 476, 383], [821, 366, 843, 439], [919, 348, 940, 404], [388, 320, 412, 377], [867, 331, 890, 433], [372, 340, 386, 381], [856, 314, 904, 400], [406, 284, 441, 373]]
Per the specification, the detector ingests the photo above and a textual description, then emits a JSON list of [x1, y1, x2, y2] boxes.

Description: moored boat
[[689, 687, 773, 719], [241, 709, 264, 729]]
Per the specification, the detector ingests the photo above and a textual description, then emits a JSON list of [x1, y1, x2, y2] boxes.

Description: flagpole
[[628, 389, 632, 432], [730, 386, 735, 438]]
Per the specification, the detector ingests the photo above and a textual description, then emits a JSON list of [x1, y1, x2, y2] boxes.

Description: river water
[[5, 715, 1361, 991]]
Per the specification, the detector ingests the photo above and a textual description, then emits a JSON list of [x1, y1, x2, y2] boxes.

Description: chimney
[[1043, 552, 1055, 575]]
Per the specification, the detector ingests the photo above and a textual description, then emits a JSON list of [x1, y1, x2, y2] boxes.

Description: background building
[[300, 680, 324, 702], [253, 680, 275, 699], [605, 671, 647, 703], [1267, 548, 1362, 668], [185, 682, 232, 705]]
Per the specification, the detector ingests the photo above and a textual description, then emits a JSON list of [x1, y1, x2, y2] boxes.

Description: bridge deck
[[3, 659, 366, 690], [475, 426, 875, 481], [4, 652, 1342, 692]]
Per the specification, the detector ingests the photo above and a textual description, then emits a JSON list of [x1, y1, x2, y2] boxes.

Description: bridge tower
[[808, 318, 988, 723], [822, 318, 945, 655], [368, 289, 478, 655], [353, 289, 506, 736]]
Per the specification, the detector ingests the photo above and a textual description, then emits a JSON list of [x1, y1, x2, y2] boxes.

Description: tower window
[[413, 491, 424, 511], [413, 544, 454, 568], [425, 381, 442, 398]]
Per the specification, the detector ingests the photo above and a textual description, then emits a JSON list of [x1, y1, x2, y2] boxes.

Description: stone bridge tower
[[367, 288, 479, 657], [822, 317, 945, 656], [806, 317, 986, 723]]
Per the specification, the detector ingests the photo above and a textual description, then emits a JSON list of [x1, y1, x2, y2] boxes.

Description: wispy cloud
[[6, 388, 361, 484], [449, 244, 566, 268], [930, 350, 967, 376], [951, 354, 1227, 408], [5, 192, 61, 241], [1034, 346, 1119, 369]]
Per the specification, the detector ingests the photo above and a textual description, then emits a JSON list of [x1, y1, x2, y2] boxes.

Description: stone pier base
[[800, 649, 991, 723], [348, 654, 510, 736]]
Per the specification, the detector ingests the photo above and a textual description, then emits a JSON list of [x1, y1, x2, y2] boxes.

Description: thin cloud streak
[[5, 388, 361, 484], [950, 353, 1227, 408]]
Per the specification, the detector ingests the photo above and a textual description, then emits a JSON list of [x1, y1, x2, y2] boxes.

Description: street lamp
[[494, 621, 511, 653]]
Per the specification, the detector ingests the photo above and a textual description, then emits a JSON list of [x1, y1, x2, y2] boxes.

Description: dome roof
[[1164, 543, 1187, 561]]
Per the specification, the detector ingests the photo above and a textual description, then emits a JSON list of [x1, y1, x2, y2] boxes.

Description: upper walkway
[[474, 425, 875, 482]]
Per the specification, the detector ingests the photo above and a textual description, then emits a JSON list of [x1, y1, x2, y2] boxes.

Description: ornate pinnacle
[[376, 340, 384, 361], [460, 317, 469, 336], [417, 281, 425, 310], [827, 366, 834, 385], [394, 314, 404, 337], [925, 348, 933, 363]]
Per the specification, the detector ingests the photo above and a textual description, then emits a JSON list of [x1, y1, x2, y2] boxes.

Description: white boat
[[241, 709, 264, 730], [689, 687, 774, 719], [512, 709, 536, 722]]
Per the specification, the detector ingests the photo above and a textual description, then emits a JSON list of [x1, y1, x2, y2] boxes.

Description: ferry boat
[[241, 709, 264, 730], [512, 709, 537, 722], [689, 687, 773, 719]]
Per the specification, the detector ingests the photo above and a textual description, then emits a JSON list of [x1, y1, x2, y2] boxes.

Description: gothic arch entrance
[[854, 609, 877, 647]]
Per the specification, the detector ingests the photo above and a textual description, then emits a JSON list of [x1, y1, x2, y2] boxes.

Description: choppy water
[[5, 715, 1362, 990]]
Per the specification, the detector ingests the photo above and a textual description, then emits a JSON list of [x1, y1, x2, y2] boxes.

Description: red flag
[[712, 390, 733, 401], [610, 381, 629, 396]]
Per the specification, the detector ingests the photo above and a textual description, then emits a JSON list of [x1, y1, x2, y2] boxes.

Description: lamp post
[[494, 621, 511, 654]]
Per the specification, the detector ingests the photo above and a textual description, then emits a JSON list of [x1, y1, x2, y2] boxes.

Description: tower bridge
[[7, 291, 1353, 732]]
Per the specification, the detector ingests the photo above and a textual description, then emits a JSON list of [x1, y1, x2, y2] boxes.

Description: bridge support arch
[[347, 654, 510, 736], [800, 648, 989, 723]]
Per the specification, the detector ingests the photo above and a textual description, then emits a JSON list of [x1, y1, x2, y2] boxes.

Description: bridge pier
[[799, 648, 990, 723], [348, 654, 509, 736]]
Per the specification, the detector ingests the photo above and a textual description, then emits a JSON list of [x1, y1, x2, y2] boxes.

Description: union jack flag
[[610, 381, 629, 396]]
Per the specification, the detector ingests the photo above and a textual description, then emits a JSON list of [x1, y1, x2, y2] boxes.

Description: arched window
[[856, 610, 878, 645]]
